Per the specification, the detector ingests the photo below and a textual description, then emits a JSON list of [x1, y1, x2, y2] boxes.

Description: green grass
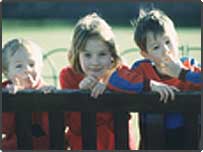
[[2, 19, 201, 87]]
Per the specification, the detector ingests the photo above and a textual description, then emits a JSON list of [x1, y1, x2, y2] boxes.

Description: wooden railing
[[2, 90, 201, 150]]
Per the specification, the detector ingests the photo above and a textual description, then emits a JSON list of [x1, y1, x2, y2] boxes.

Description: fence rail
[[2, 90, 200, 150], [2, 90, 200, 112]]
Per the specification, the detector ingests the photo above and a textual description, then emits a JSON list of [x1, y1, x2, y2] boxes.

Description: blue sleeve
[[109, 70, 144, 93], [185, 71, 201, 84]]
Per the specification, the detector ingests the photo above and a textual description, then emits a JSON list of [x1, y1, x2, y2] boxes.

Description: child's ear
[[140, 50, 149, 58]]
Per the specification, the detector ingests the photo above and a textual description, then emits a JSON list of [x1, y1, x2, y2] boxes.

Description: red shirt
[[108, 57, 200, 128], [2, 80, 50, 150], [59, 66, 136, 150]]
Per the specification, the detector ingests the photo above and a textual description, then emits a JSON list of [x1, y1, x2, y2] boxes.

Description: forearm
[[108, 72, 149, 94]]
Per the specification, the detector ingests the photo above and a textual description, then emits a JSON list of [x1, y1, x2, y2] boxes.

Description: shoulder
[[59, 66, 84, 89], [60, 66, 74, 75], [59, 66, 80, 79], [131, 59, 152, 70]]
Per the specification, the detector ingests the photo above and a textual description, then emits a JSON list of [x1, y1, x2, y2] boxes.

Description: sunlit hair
[[132, 9, 177, 52], [68, 12, 121, 74], [2, 38, 43, 77]]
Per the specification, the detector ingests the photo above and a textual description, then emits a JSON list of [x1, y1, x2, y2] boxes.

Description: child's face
[[144, 30, 179, 65], [7, 47, 43, 88], [79, 37, 112, 78]]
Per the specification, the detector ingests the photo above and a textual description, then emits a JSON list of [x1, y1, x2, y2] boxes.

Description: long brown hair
[[68, 13, 121, 74]]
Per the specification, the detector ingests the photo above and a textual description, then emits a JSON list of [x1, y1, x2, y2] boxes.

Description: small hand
[[79, 75, 98, 90], [158, 56, 183, 78], [150, 80, 180, 103], [6, 77, 25, 94], [91, 82, 106, 98], [39, 85, 56, 94]]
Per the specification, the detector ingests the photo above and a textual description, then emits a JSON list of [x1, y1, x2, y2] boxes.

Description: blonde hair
[[2, 38, 43, 77], [68, 13, 121, 74]]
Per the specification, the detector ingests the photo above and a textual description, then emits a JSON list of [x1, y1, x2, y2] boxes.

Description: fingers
[[91, 83, 106, 98], [6, 84, 16, 94], [40, 86, 56, 94], [158, 85, 179, 103], [28, 73, 36, 84], [79, 76, 98, 90], [170, 85, 180, 91], [157, 89, 164, 102], [162, 87, 169, 103], [79, 76, 106, 98]]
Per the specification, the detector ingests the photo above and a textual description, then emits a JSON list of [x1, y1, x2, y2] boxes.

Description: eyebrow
[[83, 49, 108, 52]]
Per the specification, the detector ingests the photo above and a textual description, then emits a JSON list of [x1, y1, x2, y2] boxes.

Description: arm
[[59, 67, 82, 89], [108, 64, 179, 103], [108, 65, 149, 94], [179, 69, 201, 84], [157, 56, 201, 84]]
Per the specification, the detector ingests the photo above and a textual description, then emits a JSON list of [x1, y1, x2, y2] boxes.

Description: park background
[[2, 2, 201, 150], [2, 1, 201, 87]]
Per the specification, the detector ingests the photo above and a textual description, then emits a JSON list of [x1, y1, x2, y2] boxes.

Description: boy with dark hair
[[108, 9, 201, 149]]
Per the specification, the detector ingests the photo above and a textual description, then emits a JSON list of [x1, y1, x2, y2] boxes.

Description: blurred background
[[2, 2, 201, 87]]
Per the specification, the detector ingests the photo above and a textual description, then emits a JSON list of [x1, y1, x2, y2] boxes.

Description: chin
[[92, 73, 103, 78]]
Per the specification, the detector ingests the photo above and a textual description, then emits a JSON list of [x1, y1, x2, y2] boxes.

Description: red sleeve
[[108, 64, 150, 94], [60, 67, 71, 89]]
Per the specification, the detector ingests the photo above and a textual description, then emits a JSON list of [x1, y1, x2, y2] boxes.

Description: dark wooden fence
[[2, 89, 201, 150]]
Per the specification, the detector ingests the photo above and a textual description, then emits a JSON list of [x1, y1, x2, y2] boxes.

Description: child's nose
[[91, 56, 99, 65], [163, 45, 170, 55], [24, 65, 32, 72]]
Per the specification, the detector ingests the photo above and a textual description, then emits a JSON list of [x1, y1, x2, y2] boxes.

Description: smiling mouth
[[90, 69, 103, 72]]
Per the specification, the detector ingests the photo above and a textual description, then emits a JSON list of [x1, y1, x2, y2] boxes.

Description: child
[[2, 38, 55, 150], [108, 9, 201, 149], [59, 12, 178, 150]]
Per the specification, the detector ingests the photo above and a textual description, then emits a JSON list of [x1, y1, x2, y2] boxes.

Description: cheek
[[7, 67, 19, 78], [79, 57, 88, 71], [102, 56, 112, 67], [150, 52, 162, 59], [32, 65, 42, 77], [106, 58, 113, 68]]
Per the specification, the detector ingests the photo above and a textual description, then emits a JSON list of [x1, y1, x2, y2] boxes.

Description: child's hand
[[158, 56, 183, 78], [150, 80, 180, 103], [79, 75, 98, 90], [6, 77, 25, 94], [90, 82, 106, 98], [39, 85, 56, 94]]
